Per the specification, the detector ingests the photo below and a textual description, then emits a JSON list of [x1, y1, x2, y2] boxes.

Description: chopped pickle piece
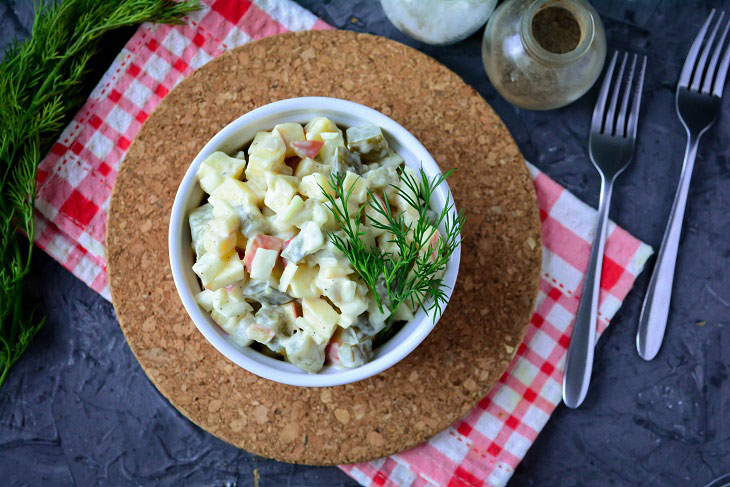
[[243, 279, 294, 305], [331, 146, 363, 177], [189, 203, 214, 257], [285, 331, 325, 373], [346, 124, 389, 161], [281, 221, 324, 264]]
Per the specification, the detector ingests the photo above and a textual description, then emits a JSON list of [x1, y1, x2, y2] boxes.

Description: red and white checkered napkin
[[33, 0, 329, 299], [32, 1, 653, 485], [340, 164, 653, 487]]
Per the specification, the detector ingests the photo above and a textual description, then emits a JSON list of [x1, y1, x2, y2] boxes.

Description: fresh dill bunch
[[0, 0, 200, 389], [322, 167, 465, 346]]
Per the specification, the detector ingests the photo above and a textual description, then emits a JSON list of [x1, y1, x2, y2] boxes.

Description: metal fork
[[563, 52, 647, 409], [636, 10, 730, 361]]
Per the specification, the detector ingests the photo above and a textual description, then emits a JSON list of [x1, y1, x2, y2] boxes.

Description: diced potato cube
[[208, 178, 266, 237], [289, 265, 320, 299], [193, 252, 245, 291], [211, 199, 265, 239], [338, 314, 356, 328], [213, 286, 254, 319], [247, 131, 286, 173], [320, 131, 345, 146], [294, 158, 331, 178], [249, 248, 279, 280], [301, 298, 339, 344], [203, 215, 239, 255], [208, 178, 258, 210], [197, 151, 247, 194], [195, 289, 216, 312], [266, 214, 297, 240], [281, 195, 305, 224], [278, 262, 298, 293], [288, 199, 336, 231], [247, 323, 276, 344], [209, 258, 246, 291], [338, 296, 368, 323], [299, 173, 336, 201], [264, 173, 299, 214], [248, 130, 284, 155], [273, 123, 305, 157], [342, 171, 369, 205], [319, 277, 357, 305], [318, 263, 353, 279], [211, 310, 237, 334], [346, 124, 389, 161], [242, 171, 268, 205], [192, 252, 224, 288], [189, 203, 214, 257], [304, 117, 340, 141]]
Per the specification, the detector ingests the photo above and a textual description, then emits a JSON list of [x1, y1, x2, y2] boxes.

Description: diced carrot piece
[[243, 234, 284, 272], [291, 140, 324, 159]]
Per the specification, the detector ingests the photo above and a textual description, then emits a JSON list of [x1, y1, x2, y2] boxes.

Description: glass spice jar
[[482, 0, 606, 110], [381, 0, 497, 46]]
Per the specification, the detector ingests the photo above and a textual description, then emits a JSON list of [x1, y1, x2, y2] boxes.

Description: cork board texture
[[107, 30, 542, 465]]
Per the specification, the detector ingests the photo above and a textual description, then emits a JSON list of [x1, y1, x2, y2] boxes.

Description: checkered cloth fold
[[32, 2, 653, 486]]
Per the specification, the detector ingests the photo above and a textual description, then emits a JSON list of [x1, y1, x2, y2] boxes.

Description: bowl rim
[[168, 96, 461, 387]]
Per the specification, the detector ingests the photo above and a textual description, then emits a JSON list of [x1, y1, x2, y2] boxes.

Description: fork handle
[[563, 176, 614, 409], [636, 134, 700, 360]]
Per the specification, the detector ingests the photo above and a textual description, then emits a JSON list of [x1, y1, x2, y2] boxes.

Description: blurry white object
[[381, 0, 497, 46]]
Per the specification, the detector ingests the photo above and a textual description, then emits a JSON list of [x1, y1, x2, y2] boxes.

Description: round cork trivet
[[107, 30, 541, 465]]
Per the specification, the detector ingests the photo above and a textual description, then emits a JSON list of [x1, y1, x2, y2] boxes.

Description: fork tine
[[591, 51, 618, 133], [679, 10, 716, 88], [616, 54, 638, 137], [703, 15, 730, 94], [712, 19, 730, 96], [692, 11, 725, 92], [605, 53, 628, 135], [627, 56, 647, 139]]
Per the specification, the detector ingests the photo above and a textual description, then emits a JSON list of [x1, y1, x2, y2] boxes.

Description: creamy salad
[[189, 117, 423, 373]]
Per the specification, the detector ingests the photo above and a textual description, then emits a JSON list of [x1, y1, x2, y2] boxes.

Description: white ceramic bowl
[[169, 97, 461, 387]]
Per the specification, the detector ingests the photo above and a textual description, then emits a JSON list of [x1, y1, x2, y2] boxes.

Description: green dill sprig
[[0, 0, 200, 389], [322, 168, 465, 345]]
